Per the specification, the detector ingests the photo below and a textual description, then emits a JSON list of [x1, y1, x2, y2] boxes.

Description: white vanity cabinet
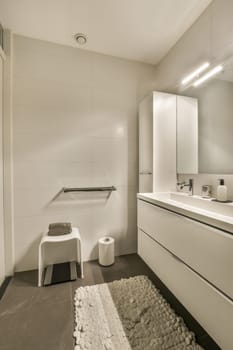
[[139, 91, 177, 193], [137, 198, 233, 350], [139, 92, 198, 193], [139, 94, 153, 192]]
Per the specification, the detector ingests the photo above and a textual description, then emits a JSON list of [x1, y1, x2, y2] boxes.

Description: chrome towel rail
[[63, 186, 117, 193]]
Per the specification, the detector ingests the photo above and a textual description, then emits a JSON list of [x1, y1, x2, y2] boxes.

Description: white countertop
[[137, 192, 233, 234]]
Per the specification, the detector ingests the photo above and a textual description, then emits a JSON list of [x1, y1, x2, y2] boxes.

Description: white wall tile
[[14, 36, 93, 87], [14, 78, 92, 112], [14, 161, 93, 188], [13, 35, 155, 271], [14, 132, 93, 162]]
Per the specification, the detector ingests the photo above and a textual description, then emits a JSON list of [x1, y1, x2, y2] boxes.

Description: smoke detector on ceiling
[[74, 33, 87, 45]]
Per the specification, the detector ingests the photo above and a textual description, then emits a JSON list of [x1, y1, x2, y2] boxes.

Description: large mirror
[[184, 56, 233, 174]]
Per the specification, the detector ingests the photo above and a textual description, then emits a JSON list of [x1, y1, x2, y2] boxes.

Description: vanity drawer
[[138, 199, 233, 299], [138, 228, 233, 350]]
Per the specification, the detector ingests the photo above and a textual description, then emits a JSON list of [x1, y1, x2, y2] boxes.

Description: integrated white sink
[[171, 192, 233, 217], [137, 192, 233, 234]]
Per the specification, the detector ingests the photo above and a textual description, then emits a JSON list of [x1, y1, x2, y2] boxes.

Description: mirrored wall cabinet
[[182, 55, 233, 174], [139, 91, 198, 193]]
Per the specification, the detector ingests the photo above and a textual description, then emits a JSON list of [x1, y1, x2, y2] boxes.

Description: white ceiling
[[0, 0, 212, 65]]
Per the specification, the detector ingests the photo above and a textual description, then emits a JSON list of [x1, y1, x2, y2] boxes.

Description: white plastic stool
[[38, 227, 84, 287]]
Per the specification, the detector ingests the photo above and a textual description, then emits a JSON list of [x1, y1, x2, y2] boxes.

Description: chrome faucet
[[177, 178, 194, 196]]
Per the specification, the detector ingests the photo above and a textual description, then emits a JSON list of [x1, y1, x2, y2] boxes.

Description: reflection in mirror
[[177, 96, 198, 174], [184, 56, 233, 174]]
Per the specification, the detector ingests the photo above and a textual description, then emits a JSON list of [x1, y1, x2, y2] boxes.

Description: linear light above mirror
[[181, 62, 210, 85], [193, 65, 223, 87]]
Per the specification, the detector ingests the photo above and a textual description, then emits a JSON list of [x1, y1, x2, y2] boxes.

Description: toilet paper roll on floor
[[98, 236, 115, 266]]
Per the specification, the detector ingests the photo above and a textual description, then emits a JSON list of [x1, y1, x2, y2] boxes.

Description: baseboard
[[0, 276, 12, 300]]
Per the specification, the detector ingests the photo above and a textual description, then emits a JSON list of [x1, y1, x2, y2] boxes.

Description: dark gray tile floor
[[0, 254, 220, 350]]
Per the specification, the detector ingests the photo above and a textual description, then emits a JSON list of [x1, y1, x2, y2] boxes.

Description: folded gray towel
[[48, 222, 72, 236], [49, 222, 72, 230]]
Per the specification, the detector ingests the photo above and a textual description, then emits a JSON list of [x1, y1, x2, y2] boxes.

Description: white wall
[[154, 0, 233, 197], [0, 53, 5, 284], [3, 30, 14, 277], [13, 35, 155, 272]]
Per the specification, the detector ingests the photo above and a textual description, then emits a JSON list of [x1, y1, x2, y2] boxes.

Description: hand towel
[[48, 222, 72, 236]]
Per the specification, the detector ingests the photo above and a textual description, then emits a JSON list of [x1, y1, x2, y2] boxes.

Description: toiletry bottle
[[216, 179, 227, 202]]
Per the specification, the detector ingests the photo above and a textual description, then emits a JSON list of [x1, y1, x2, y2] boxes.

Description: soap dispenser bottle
[[216, 179, 227, 202]]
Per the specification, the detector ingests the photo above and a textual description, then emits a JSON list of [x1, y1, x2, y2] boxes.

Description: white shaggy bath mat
[[73, 275, 203, 350]]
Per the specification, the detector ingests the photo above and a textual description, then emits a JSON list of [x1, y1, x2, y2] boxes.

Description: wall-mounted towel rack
[[63, 186, 117, 193]]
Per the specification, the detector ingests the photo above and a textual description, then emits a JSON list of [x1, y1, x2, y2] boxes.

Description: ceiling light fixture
[[181, 62, 210, 85], [193, 65, 223, 87], [74, 33, 87, 45]]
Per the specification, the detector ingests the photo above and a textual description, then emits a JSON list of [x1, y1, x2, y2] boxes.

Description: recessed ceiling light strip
[[193, 65, 223, 87], [182, 62, 210, 85]]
